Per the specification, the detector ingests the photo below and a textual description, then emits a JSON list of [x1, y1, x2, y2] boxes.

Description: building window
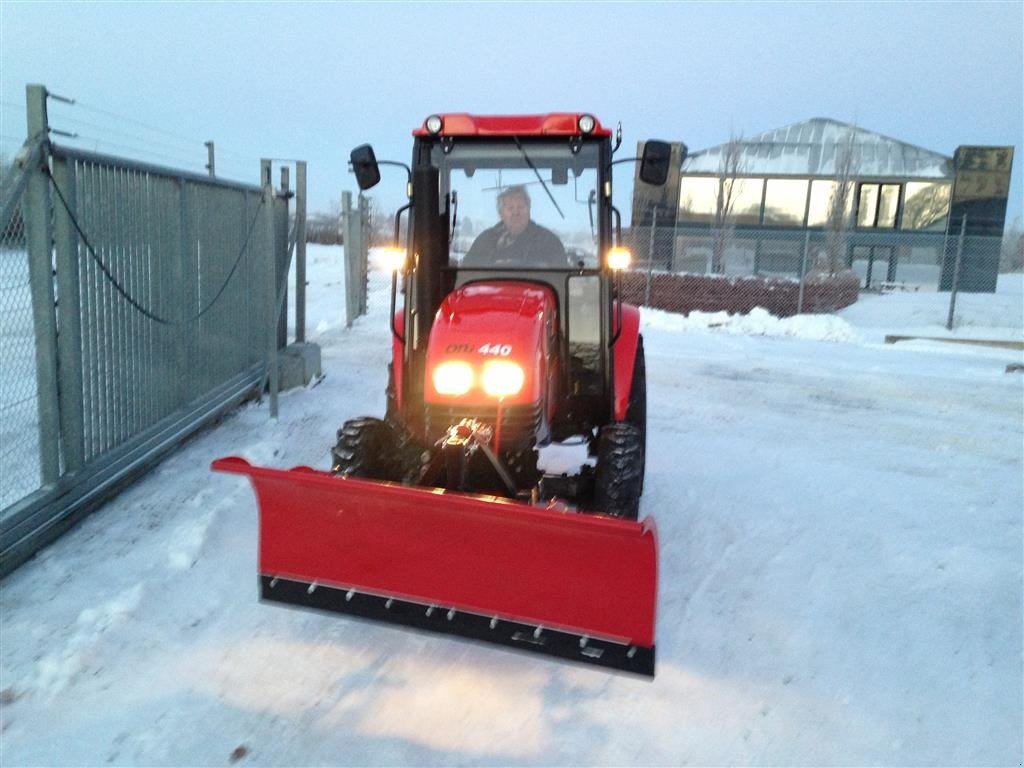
[[677, 177, 718, 223], [901, 181, 951, 231], [857, 184, 879, 227], [856, 183, 900, 228], [878, 185, 899, 228], [724, 177, 764, 226], [763, 178, 809, 226], [807, 180, 854, 227], [678, 176, 763, 225]]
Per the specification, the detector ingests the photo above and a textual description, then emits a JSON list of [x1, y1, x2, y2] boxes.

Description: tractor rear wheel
[[331, 417, 401, 480], [592, 422, 643, 520]]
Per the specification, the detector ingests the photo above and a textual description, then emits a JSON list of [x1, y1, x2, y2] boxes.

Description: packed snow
[[1, 245, 1021, 765]]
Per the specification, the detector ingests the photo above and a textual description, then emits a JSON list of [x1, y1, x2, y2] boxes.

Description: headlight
[[380, 246, 406, 272], [433, 361, 473, 395], [578, 114, 596, 134], [606, 246, 631, 271], [482, 360, 525, 397], [425, 114, 444, 135]]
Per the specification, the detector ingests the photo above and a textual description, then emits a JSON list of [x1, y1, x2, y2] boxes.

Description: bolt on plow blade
[[212, 456, 658, 676]]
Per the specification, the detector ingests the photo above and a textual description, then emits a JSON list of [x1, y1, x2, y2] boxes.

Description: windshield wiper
[[513, 136, 564, 220]]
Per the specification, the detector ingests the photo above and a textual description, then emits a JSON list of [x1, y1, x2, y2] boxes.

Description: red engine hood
[[424, 281, 557, 406]]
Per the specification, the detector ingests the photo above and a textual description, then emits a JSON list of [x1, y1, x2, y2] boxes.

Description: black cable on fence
[[44, 164, 265, 326]]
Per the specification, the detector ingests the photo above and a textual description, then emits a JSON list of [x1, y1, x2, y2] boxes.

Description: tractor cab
[[352, 114, 670, 448]]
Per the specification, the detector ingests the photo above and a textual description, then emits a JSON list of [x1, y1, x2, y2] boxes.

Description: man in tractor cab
[[461, 185, 571, 268]]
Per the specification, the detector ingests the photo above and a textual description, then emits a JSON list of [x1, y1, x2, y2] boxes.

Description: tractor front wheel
[[331, 417, 401, 480], [592, 422, 643, 520]]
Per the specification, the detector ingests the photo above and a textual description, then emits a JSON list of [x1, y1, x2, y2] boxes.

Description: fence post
[[358, 193, 369, 316], [342, 191, 356, 327], [295, 161, 307, 343], [946, 214, 967, 331], [797, 229, 810, 315], [24, 84, 62, 486], [51, 155, 86, 473], [277, 166, 290, 350], [261, 163, 279, 417], [670, 203, 680, 272], [644, 208, 657, 306]]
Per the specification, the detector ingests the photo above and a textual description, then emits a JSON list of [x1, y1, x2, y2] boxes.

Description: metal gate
[[0, 86, 292, 575]]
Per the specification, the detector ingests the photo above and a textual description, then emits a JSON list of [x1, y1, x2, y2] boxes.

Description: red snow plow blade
[[212, 456, 658, 676]]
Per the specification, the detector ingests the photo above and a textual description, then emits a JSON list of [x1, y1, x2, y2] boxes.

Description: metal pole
[[277, 166, 290, 348], [261, 163, 279, 417], [670, 200, 680, 272], [358, 194, 369, 316], [24, 84, 62, 485], [205, 141, 215, 177], [946, 214, 967, 331], [342, 191, 355, 327], [797, 229, 810, 314], [52, 155, 86, 473], [295, 161, 307, 342], [645, 208, 657, 306]]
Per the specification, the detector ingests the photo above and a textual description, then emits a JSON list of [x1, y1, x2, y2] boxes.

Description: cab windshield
[[432, 140, 601, 270]]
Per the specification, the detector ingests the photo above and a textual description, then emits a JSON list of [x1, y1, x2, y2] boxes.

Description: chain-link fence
[[0, 198, 40, 508], [623, 219, 1005, 316]]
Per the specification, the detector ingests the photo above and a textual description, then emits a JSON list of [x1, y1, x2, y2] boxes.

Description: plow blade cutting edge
[[212, 457, 658, 676]]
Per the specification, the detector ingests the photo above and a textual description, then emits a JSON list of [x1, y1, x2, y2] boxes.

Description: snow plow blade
[[212, 456, 658, 676]]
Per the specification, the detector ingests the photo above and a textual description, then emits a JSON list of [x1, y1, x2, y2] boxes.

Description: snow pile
[[642, 305, 860, 342], [840, 273, 1023, 343]]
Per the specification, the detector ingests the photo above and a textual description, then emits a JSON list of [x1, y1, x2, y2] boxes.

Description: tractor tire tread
[[331, 416, 401, 481], [592, 422, 643, 520]]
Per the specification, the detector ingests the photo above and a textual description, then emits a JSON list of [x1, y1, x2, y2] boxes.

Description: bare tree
[[711, 134, 745, 274], [821, 128, 859, 275]]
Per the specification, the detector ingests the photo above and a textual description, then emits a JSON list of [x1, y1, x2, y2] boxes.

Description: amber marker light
[[380, 246, 407, 272], [606, 246, 631, 271]]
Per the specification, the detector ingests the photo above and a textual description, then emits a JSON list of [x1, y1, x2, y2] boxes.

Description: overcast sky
[[2, 1, 1021, 227]]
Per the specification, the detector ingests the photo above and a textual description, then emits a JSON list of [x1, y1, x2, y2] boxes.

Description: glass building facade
[[633, 118, 1012, 291]]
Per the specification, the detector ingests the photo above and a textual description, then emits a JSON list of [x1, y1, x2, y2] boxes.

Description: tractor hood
[[424, 281, 557, 406]]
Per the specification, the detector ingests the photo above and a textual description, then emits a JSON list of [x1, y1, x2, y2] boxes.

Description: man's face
[[499, 194, 530, 236]]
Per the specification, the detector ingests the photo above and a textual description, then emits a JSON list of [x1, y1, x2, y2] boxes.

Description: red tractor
[[215, 114, 675, 676]]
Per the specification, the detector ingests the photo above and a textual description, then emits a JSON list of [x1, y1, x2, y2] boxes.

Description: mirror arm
[[394, 202, 411, 245], [390, 272, 404, 344], [376, 160, 412, 183], [607, 156, 641, 173]]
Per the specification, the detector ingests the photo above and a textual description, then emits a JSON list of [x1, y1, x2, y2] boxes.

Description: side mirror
[[639, 140, 672, 186], [350, 144, 381, 190]]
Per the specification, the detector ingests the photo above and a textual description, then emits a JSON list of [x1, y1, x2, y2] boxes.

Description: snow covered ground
[[1, 246, 1021, 766]]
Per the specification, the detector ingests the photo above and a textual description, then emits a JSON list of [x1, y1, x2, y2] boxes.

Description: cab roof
[[413, 113, 612, 138]]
